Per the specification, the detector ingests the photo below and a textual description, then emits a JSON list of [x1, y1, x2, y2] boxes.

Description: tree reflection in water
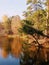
[[0, 36, 49, 65], [0, 36, 22, 58]]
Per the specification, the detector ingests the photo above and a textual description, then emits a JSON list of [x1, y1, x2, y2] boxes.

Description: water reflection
[[0, 54, 20, 65], [0, 36, 22, 65], [0, 36, 49, 65]]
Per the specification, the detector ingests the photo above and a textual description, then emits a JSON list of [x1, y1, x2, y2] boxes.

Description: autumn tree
[[19, 19, 49, 65], [2, 15, 12, 34], [19, 0, 49, 65], [45, 0, 49, 35], [11, 15, 21, 35], [23, 0, 48, 33]]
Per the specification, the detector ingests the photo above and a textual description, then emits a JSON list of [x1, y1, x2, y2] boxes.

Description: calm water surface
[[0, 54, 20, 65], [0, 37, 21, 65], [0, 37, 49, 65]]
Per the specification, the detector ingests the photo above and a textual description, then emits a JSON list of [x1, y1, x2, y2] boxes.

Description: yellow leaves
[[27, 0, 38, 4], [32, 0, 38, 4], [11, 15, 21, 34], [2, 15, 8, 22], [27, 0, 32, 4]]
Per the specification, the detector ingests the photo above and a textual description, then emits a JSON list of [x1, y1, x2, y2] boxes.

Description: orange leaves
[[11, 36, 22, 58]]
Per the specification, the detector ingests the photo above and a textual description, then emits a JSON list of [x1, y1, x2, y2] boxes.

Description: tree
[[19, 20, 49, 65], [23, 0, 47, 33], [26, 0, 45, 14], [2, 15, 13, 34], [26, 9, 47, 31], [19, 0, 49, 65], [11, 15, 21, 35], [45, 0, 49, 35]]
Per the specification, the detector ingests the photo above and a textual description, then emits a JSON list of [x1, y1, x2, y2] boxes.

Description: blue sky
[[0, 0, 27, 20]]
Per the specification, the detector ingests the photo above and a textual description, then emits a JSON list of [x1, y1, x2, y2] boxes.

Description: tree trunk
[[46, 0, 49, 35]]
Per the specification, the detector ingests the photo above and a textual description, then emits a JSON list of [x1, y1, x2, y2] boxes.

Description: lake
[[0, 54, 20, 65], [0, 36, 22, 65], [0, 36, 49, 65]]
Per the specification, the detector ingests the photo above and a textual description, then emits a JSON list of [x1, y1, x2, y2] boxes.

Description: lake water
[[0, 37, 21, 65], [0, 36, 49, 65], [0, 54, 20, 65]]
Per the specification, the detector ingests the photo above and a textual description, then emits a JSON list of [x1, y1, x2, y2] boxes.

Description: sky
[[0, 0, 27, 20]]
